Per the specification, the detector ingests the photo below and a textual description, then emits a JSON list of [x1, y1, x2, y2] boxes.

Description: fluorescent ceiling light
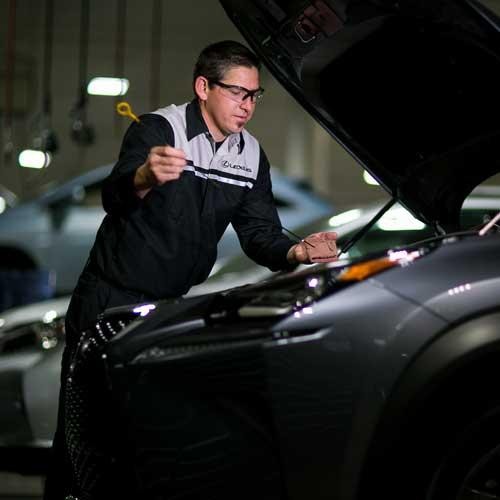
[[329, 209, 362, 228], [87, 77, 129, 96], [377, 207, 426, 231], [18, 150, 52, 169], [363, 171, 379, 185], [0, 197, 5, 214]]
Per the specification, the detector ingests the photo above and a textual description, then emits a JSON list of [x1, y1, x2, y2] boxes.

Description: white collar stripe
[[187, 163, 255, 183], [183, 165, 253, 188]]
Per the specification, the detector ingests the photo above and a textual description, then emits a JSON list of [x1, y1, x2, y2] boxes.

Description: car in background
[[0, 296, 68, 472], [0, 164, 332, 303], [0, 165, 111, 297]]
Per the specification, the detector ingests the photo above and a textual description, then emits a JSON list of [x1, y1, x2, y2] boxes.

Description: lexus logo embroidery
[[221, 160, 251, 172]]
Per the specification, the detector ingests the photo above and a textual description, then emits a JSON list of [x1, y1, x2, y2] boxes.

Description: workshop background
[[0, 0, 391, 211]]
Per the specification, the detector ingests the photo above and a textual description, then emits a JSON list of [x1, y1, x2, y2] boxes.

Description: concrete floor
[[0, 472, 43, 500]]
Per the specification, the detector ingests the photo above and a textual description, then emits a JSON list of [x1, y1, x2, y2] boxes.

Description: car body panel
[[0, 351, 43, 447], [23, 345, 63, 446], [97, 230, 500, 498], [373, 235, 500, 321]]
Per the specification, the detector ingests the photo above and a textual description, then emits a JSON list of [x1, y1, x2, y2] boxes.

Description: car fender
[[357, 310, 500, 499]]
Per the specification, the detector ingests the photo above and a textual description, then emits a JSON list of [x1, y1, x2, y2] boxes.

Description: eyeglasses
[[209, 80, 265, 104]]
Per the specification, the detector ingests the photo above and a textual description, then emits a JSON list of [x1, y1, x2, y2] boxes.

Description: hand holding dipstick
[[302, 231, 338, 263], [285, 229, 338, 264], [115, 101, 188, 195]]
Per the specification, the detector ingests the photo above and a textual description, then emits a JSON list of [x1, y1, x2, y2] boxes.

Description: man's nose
[[240, 97, 254, 112]]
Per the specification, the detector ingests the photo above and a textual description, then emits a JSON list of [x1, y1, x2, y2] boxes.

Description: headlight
[[337, 249, 422, 282], [0, 316, 66, 354], [237, 274, 328, 318]]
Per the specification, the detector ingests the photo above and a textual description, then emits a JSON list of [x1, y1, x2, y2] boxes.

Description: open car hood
[[220, 0, 500, 231]]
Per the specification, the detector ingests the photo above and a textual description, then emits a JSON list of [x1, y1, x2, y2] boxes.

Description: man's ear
[[194, 76, 209, 101]]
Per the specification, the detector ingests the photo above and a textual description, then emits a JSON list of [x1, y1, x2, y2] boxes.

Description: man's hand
[[134, 146, 187, 197], [287, 231, 338, 264]]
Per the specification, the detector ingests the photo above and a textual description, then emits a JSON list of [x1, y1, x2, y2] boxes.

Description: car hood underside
[[220, 0, 500, 231]]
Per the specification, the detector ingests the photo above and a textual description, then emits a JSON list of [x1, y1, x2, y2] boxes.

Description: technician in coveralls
[[44, 40, 337, 500]]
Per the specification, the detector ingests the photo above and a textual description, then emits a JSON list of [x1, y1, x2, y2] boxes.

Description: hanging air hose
[[3, 0, 17, 164], [150, 0, 162, 111], [70, 0, 95, 146], [32, 0, 58, 154], [114, 0, 127, 134]]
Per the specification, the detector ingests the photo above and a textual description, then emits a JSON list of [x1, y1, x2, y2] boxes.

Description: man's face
[[199, 65, 261, 141]]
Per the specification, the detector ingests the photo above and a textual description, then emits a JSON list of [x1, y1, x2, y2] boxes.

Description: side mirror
[[47, 198, 71, 231], [46, 185, 85, 230]]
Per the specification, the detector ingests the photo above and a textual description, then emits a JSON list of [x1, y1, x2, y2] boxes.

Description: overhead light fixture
[[363, 171, 379, 186], [87, 77, 129, 96], [0, 197, 6, 215], [377, 207, 425, 231], [329, 209, 362, 228], [18, 149, 52, 169]]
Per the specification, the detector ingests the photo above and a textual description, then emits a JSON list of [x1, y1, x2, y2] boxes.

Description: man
[[44, 40, 337, 500]]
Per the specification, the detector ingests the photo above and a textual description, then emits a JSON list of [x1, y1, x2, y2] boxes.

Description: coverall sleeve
[[101, 114, 175, 215], [231, 147, 296, 272]]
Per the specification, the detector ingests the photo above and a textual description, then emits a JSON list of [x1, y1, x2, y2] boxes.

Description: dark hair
[[193, 40, 261, 92]]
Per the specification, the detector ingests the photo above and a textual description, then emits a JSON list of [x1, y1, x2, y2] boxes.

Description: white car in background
[[0, 296, 68, 472]]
